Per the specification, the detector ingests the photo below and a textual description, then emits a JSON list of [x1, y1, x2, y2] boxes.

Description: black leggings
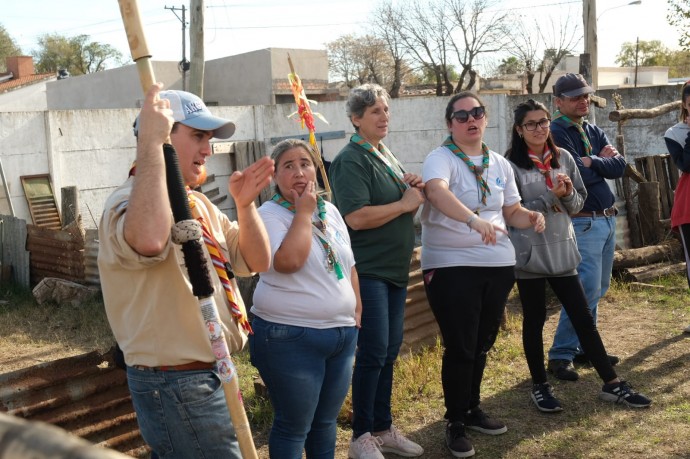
[[424, 265, 514, 422], [517, 276, 617, 385]]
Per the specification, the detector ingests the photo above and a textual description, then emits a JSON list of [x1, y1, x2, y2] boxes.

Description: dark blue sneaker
[[600, 380, 652, 408], [530, 383, 563, 413]]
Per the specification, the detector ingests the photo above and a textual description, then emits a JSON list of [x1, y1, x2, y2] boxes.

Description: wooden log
[[609, 100, 680, 122], [628, 282, 688, 292], [613, 241, 682, 269], [638, 181, 661, 245], [654, 155, 671, 219], [622, 261, 687, 283]]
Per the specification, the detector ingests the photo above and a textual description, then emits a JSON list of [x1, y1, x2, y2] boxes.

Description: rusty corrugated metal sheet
[[27, 224, 85, 285], [402, 247, 439, 353], [0, 349, 148, 457], [84, 228, 101, 287]]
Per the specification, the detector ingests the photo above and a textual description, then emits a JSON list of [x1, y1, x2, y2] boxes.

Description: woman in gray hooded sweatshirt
[[506, 99, 651, 413]]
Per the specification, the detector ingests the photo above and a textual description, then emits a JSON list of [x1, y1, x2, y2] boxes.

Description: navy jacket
[[550, 118, 626, 212]]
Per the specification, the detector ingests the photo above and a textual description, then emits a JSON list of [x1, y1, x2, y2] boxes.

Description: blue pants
[[126, 366, 241, 459], [549, 215, 616, 361], [249, 316, 357, 459], [351, 277, 407, 438]]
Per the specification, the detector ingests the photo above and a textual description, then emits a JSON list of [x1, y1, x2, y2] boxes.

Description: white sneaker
[[376, 425, 424, 457], [348, 433, 384, 459]]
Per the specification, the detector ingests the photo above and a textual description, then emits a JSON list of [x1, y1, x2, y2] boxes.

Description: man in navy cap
[[547, 73, 625, 381], [98, 83, 274, 458]]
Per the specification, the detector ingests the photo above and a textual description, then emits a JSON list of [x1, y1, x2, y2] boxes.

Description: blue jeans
[[549, 215, 616, 361], [351, 277, 407, 438], [249, 316, 357, 459], [126, 366, 241, 458]]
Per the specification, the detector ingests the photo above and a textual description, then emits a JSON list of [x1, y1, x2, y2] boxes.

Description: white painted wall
[[0, 85, 679, 229]]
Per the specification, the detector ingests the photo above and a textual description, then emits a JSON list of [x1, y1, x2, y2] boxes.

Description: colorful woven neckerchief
[[351, 133, 408, 193], [271, 193, 344, 279], [443, 136, 491, 205], [188, 190, 252, 334], [528, 148, 554, 189], [553, 110, 592, 157]]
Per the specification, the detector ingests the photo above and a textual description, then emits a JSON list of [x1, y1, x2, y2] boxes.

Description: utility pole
[[583, 0, 598, 90], [165, 4, 190, 91], [634, 37, 639, 88], [189, 0, 205, 98]]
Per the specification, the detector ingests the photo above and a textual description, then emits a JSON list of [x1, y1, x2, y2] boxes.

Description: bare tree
[[372, 2, 411, 98], [506, 10, 579, 94], [327, 34, 398, 89], [506, 19, 540, 93], [446, 0, 511, 92], [394, 0, 455, 96], [327, 34, 365, 87]]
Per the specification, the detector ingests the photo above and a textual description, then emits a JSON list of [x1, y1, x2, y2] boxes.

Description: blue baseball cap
[[133, 90, 235, 139], [553, 73, 594, 98]]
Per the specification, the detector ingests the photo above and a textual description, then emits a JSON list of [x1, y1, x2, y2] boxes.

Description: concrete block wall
[[0, 85, 679, 228]]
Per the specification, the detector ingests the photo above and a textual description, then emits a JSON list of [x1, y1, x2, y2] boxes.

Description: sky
[[1, 0, 681, 73]]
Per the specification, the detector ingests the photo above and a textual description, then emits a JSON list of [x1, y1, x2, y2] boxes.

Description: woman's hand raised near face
[[292, 180, 318, 216]]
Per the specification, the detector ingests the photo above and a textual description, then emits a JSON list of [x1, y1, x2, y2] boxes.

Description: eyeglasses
[[563, 94, 590, 102], [522, 118, 551, 131], [452, 106, 486, 123]]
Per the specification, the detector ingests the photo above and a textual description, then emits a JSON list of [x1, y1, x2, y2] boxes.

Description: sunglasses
[[452, 106, 486, 123]]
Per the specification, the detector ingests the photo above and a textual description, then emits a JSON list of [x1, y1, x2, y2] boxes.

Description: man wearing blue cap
[[547, 73, 625, 382], [98, 83, 274, 458]]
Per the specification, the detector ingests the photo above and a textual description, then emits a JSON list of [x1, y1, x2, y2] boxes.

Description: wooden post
[[189, 0, 204, 97], [61, 186, 79, 228], [638, 181, 662, 246]]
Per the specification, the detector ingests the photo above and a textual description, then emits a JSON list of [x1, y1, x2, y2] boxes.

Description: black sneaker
[[573, 353, 620, 366], [530, 383, 563, 413], [600, 380, 652, 408], [547, 359, 579, 381], [463, 408, 507, 435], [445, 422, 475, 458]]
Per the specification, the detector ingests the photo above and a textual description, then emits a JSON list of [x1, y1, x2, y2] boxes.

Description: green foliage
[[668, 0, 690, 50], [0, 24, 22, 72], [32, 33, 123, 75], [497, 56, 525, 75], [615, 39, 690, 78]]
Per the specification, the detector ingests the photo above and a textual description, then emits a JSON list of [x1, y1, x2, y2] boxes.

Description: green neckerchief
[[271, 193, 344, 279], [351, 133, 408, 193], [553, 110, 592, 156], [442, 136, 491, 205]]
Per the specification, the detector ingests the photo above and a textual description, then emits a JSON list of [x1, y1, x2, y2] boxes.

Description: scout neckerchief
[[187, 190, 252, 333], [443, 136, 491, 205], [271, 193, 345, 280], [528, 148, 554, 189], [351, 133, 408, 193], [553, 110, 592, 157], [528, 148, 563, 213]]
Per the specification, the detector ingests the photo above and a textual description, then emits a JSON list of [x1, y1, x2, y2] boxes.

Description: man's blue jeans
[[351, 277, 407, 438], [249, 316, 357, 459], [549, 215, 616, 361], [126, 366, 241, 458]]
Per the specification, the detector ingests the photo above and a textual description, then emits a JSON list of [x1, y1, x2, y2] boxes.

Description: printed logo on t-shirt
[[494, 176, 507, 190]]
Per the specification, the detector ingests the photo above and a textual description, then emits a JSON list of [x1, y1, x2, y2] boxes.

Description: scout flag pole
[[116, 1, 258, 457], [287, 53, 332, 197]]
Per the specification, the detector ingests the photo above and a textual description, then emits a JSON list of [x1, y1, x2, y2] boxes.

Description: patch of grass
[[1, 275, 689, 458]]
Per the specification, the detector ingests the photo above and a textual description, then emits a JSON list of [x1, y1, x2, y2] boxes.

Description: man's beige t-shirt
[[98, 178, 250, 367]]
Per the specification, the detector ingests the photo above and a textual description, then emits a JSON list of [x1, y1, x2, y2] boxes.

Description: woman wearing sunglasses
[[506, 99, 651, 414], [420, 92, 544, 458]]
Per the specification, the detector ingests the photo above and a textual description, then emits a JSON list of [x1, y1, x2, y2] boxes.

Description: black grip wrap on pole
[[163, 143, 214, 298]]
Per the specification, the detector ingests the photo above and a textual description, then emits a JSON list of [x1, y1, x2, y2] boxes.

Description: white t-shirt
[[252, 200, 357, 328], [421, 145, 521, 269]]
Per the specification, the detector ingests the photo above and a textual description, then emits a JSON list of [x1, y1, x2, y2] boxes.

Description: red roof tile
[[0, 73, 55, 93]]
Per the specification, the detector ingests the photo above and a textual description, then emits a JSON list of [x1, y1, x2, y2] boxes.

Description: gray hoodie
[[509, 148, 587, 279]]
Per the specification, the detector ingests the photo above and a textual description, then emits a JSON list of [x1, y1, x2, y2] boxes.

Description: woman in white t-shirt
[[250, 139, 360, 459], [420, 92, 544, 458]]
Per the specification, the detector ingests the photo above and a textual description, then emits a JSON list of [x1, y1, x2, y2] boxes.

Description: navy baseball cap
[[553, 73, 594, 98], [133, 90, 235, 139]]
